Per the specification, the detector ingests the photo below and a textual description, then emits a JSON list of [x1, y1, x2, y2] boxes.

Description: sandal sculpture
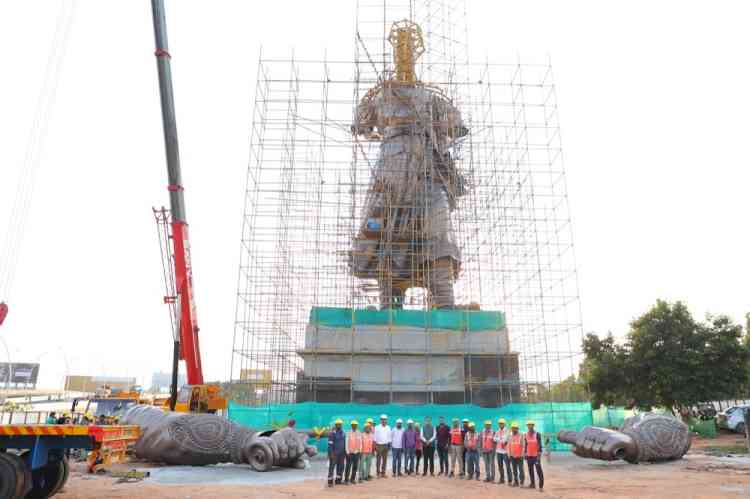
[[121, 405, 317, 471], [557, 413, 691, 463]]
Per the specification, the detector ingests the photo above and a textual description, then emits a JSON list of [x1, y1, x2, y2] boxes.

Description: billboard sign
[[0, 363, 40, 386]]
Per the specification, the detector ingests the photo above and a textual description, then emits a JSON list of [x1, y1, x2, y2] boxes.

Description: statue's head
[[388, 19, 425, 84]]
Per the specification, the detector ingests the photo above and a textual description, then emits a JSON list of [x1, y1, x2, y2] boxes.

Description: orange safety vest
[[361, 432, 374, 453], [494, 428, 507, 450], [482, 430, 494, 450], [508, 433, 523, 458], [525, 431, 539, 457], [347, 431, 363, 453], [465, 432, 478, 450], [450, 427, 463, 445]]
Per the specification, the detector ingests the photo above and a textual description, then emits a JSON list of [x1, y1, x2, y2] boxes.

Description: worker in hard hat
[[493, 418, 511, 484], [420, 415, 436, 476], [507, 422, 525, 487], [435, 416, 451, 476], [327, 418, 347, 487], [524, 420, 544, 490], [479, 420, 496, 482], [463, 422, 480, 480], [359, 420, 375, 482], [391, 418, 405, 476], [373, 414, 391, 477], [448, 417, 463, 477], [344, 420, 362, 485], [460, 418, 470, 476], [46, 411, 57, 424]]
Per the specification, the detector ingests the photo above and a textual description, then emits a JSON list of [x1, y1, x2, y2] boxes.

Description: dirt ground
[[57, 433, 750, 499]]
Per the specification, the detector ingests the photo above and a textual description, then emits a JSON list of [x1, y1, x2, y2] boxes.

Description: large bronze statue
[[350, 20, 468, 309], [558, 413, 691, 463], [121, 405, 317, 471]]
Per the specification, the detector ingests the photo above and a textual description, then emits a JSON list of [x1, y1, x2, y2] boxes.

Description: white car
[[717, 405, 750, 433]]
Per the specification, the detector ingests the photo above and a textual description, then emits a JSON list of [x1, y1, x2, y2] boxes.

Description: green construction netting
[[228, 401, 591, 451], [309, 307, 505, 332]]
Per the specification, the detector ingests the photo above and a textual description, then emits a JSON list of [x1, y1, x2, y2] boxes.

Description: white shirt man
[[374, 419, 392, 446], [391, 422, 405, 449]]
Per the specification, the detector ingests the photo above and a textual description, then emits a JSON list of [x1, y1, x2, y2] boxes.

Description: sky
[[1, 0, 749, 390]]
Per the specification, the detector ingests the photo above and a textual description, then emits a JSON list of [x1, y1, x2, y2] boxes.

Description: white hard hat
[[380, 414, 388, 419], [407, 419, 414, 424], [396, 418, 403, 424]]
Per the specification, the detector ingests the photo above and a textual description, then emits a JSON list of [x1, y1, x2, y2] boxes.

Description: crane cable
[[0, 1, 77, 306]]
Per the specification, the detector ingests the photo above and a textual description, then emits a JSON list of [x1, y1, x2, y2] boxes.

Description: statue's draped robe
[[350, 83, 467, 308]]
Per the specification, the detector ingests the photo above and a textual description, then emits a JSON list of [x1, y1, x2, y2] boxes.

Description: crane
[[150, 0, 225, 414]]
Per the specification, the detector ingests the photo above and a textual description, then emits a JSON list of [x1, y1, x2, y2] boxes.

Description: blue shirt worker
[[327, 419, 347, 487]]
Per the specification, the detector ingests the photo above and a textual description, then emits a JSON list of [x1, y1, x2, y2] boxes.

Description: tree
[[580, 332, 628, 408], [582, 300, 750, 413]]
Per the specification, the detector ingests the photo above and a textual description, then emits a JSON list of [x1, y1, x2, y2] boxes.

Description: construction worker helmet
[[461, 418, 469, 423], [366, 418, 374, 424], [335, 418, 343, 425], [407, 419, 414, 425], [510, 421, 519, 429], [351, 420, 359, 426], [468, 422, 475, 429], [380, 414, 388, 419], [526, 420, 535, 426], [498, 418, 506, 424], [484, 420, 492, 426], [396, 418, 403, 424]]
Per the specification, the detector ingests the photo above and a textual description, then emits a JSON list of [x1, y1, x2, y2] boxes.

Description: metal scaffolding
[[230, 0, 584, 407]]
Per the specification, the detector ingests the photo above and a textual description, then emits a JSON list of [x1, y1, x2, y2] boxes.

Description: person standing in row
[[436, 416, 451, 476], [460, 418, 469, 476], [507, 422, 525, 487], [403, 419, 418, 475], [525, 420, 544, 491], [420, 415, 436, 476], [344, 420, 362, 485], [494, 418, 512, 484], [414, 422, 423, 474], [373, 414, 391, 478], [479, 420, 496, 482], [391, 418, 405, 477], [359, 419, 375, 482], [327, 419, 347, 487], [464, 422, 480, 480], [448, 418, 463, 477]]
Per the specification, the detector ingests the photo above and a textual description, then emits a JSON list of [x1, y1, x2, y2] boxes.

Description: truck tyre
[[50, 457, 69, 496], [26, 457, 67, 499], [0, 452, 25, 498]]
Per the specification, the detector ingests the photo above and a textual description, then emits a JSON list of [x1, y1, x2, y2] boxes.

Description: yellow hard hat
[[86, 412, 93, 418], [335, 418, 343, 425], [526, 420, 535, 426], [484, 420, 492, 426], [511, 421, 519, 429], [498, 418, 506, 424], [351, 420, 359, 426], [366, 418, 374, 424], [468, 422, 476, 429]]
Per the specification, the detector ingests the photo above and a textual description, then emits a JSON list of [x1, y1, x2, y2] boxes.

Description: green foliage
[[582, 300, 750, 413]]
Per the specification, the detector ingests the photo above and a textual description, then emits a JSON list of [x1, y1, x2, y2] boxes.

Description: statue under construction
[[350, 20, 468, 310]]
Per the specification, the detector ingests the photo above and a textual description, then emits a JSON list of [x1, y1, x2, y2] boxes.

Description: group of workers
[[45, 411, 118, 426], [327, 414, 545, 491]]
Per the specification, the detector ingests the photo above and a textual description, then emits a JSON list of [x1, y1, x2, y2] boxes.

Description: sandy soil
[[57, 433, 750, 499]]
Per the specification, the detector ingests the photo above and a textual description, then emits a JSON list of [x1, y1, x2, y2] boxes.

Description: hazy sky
[[1, 1, 749, 389]]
